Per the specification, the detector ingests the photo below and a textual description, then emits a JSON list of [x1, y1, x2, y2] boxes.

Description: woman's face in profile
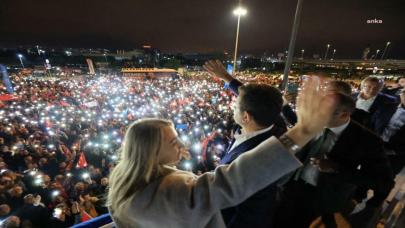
[[158, 126, 183, 165]]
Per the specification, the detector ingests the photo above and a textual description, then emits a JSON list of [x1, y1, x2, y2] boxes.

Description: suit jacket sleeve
[[160, 137, 302, 219]]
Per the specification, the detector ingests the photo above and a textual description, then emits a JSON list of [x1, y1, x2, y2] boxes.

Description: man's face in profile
[[361, 81, 380, 98]]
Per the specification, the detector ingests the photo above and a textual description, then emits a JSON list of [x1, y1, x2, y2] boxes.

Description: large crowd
[[0, 67, 404, 227], [0, 72, 241, 227]]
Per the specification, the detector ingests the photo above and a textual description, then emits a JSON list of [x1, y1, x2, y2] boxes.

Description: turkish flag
[[76, 152, 88, 169], [81, 210, 93, 222]]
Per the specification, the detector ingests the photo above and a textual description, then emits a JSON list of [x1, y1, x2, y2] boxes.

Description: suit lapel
[[220, 126, 284, 164], [328, 121, 355, 157], [368, 94, 381, 114]]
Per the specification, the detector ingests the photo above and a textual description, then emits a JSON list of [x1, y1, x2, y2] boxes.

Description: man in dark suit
[[274, 92, 394, 228], [382, 77, 405, 97], [381, 89, 405, 174], [204, 60, 286, 228], [354, 76, 399, 134]]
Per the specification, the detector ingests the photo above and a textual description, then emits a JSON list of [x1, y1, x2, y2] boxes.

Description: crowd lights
[[1, 76, 239, 176], [82, 173, 90, 180]]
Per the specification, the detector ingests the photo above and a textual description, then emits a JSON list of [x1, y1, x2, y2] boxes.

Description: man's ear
[[243, 111, 251, 123]]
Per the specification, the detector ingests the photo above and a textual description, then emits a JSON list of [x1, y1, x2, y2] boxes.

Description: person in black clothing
[[274, 92, 394, 228], [2, 185, 25, 213], [15, 194, 50, 228], [204, 60, 286, 228], [382, 77, 405, 97], [354, 76, 399, 134]]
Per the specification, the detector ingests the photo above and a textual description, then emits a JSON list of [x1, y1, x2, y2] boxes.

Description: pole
[[374, 50, 380, 59], [324, 44, 330, 60], [331, 49, 336, 60], [233, 15, 241, 75], [380, 42, 390, 60], [281, 0, 304, 91], [18, 57, 24, 68]]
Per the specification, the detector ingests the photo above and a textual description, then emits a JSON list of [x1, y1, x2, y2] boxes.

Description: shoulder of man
[[378, 92, 399, 104]]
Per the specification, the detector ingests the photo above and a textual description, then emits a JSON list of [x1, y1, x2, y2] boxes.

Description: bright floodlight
[[17, 54, 23, 58], [387, 41, 391, 45], [233, 7, 247, 16]]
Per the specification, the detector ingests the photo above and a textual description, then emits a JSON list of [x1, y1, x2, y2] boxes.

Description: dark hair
[[238, 83, 283, 127], [329, 81, 352, 96], [334, 93, 356, 114], [361, 76, 384, 88]]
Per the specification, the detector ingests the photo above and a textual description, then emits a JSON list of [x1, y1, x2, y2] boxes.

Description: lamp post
[[324, 44, 331, 60], [281, 0, 304, 91], [103, 53, 108, 63], [331, 49, 336, 60], [17, 54, 24, 68], [373, 49, 380, 59], [232, 6, 247, 75], [301, 49, 305, 59], [380, 41, 391, 60]]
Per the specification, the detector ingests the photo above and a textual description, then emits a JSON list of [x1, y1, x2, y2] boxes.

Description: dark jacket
[[293, 120, 394, 211], [220, 125, 286, 228], [353, 92, 399, 134], [220, 79, 286, 228]]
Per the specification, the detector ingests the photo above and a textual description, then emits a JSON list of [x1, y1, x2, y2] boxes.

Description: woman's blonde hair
[[107, 118, 173, 220]]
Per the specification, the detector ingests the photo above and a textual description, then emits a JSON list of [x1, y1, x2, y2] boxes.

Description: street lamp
[[17, 54, 24, 68], [324, 44, 331, 60], [281, 0, 304, 91], [103, 53, 108, 64], [301, 49, 305, 59], [380, 41, 391, 60], [374, 49, 380, 59], [232, 6, 247, 75], [331, 49, 336, 60]]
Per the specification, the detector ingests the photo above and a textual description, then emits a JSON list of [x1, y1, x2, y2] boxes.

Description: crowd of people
[[0, 71, 241, 227], [0, 63, 404, 227]]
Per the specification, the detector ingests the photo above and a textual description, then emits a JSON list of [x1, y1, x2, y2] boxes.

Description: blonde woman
[[107, 76, 337, 227]]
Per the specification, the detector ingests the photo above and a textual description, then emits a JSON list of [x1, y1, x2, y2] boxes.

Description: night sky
[[1, 0, 404, 58]]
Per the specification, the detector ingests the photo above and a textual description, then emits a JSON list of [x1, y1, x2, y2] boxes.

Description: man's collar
[[237, 124, 274, 138], [327, 120, 350, 138], [358, 93, 377, 101]]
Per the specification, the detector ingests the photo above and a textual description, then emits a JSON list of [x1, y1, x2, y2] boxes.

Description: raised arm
[[203, 60, 234, 83]]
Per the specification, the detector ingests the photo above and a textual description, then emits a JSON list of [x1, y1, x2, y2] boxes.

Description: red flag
[[0, 94, 18, 101], [81, 210, 93, 222], [76, 152, 88, 169]]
